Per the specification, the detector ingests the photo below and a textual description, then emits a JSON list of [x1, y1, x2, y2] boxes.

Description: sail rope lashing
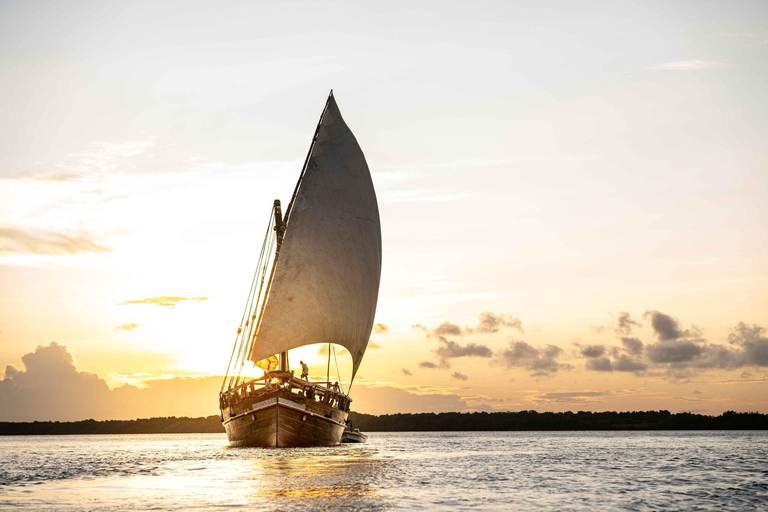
[[231, 214, 277, 388], [221, 204, 276, 392]]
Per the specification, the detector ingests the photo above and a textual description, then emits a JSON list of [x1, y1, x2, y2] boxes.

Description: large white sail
[[248, 94, 381, 380]]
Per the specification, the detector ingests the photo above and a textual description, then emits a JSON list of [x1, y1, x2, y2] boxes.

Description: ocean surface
[[0, 431, 766, 511]]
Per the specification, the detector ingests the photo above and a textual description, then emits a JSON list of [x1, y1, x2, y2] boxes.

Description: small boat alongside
[[341, 428, 368, 444]]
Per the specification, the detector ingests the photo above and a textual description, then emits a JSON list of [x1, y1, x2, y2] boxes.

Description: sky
[[1, 0, 767, 421]]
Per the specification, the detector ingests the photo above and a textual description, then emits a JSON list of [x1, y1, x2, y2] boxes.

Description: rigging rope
[[232, 214, 277, 388], [221, 204, 276, 392]]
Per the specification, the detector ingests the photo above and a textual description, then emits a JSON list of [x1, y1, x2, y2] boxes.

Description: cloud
[[401, 369, 412, 376], [728, 322, 768, 367], [472, 312, 523, 333], [0, 342, 221, 421], [418, 360, 450, 369], [647, 340, 703, 363], [643, 60, 737, 70], [434, 322, 462, 336], [615, 312, 640, 335], [416, 312, 524, 339], [115, 323, 138, 331], [580, 345, 605, 358], [586, 355, 647, 372], [527, 390, 614, 405], [367, 341, 382, 350], [119, 296, 210, 308], [373, 323, 389, 335], [451, 372, 469, 381], [586, 357, 613, 372], [644, 310, 688, 341], [318, 344, 350, 357], [621, 337, 644, 356], [496, 340, 569, 377], [1, 342, 474, 419], [0, 227, 110, 256], [613, 355, 648, 372], [434, 337, 493, 359], [580, 314, 766, 376]]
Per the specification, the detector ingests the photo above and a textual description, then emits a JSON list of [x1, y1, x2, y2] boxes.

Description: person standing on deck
[[300, 360, 309, 380]]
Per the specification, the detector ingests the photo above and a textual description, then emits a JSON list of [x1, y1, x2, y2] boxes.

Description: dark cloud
[[496, 340, 568, 377], [451, 372, 469, 381], [613, 355, 647, 372], [119, 296, 210, 308], [434, 338, 493, 359], [644, 310, 687, 341], [580, 345, 605, 358], [0, 227, 110, 256], [115, 322, 138, 331], [728, 322, 768, 367], [585, 353, 647, 373], [621, 337, 643, 356], [373, 323, 389, 335], [586, 357, 613, 371], [647, 340, 703, 363], [615, 312, 641, 335], [579, 316, 766, 376], [401, 369, 412, 376]]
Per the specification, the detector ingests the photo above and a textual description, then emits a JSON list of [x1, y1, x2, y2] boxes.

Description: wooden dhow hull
[[222, 390, 348, 447]]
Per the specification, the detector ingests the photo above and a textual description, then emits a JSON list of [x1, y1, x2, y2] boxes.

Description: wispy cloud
[[373, 323, 389, 334], [0, 227, 110, 256], [66, 139, 155, 173], [115, 322, 138, 331], [643, 60, 737, 71], [118, 296, 210, 308]]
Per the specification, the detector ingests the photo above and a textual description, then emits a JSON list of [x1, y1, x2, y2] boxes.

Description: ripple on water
[[0, 432, 766, 511]]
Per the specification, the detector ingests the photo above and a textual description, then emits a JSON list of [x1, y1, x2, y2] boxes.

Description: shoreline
[[1, 410, 766, 435]]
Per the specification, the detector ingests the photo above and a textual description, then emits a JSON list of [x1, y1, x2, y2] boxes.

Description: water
[[0, 431, 766, 510]]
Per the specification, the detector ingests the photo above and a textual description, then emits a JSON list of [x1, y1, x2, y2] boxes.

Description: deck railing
[[219, 371, 351, 412]]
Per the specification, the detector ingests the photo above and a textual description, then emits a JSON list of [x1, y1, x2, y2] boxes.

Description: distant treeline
[[348, 410, 768, 431], [0, 416, 224, 435], [1, 410, 766, 435]]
